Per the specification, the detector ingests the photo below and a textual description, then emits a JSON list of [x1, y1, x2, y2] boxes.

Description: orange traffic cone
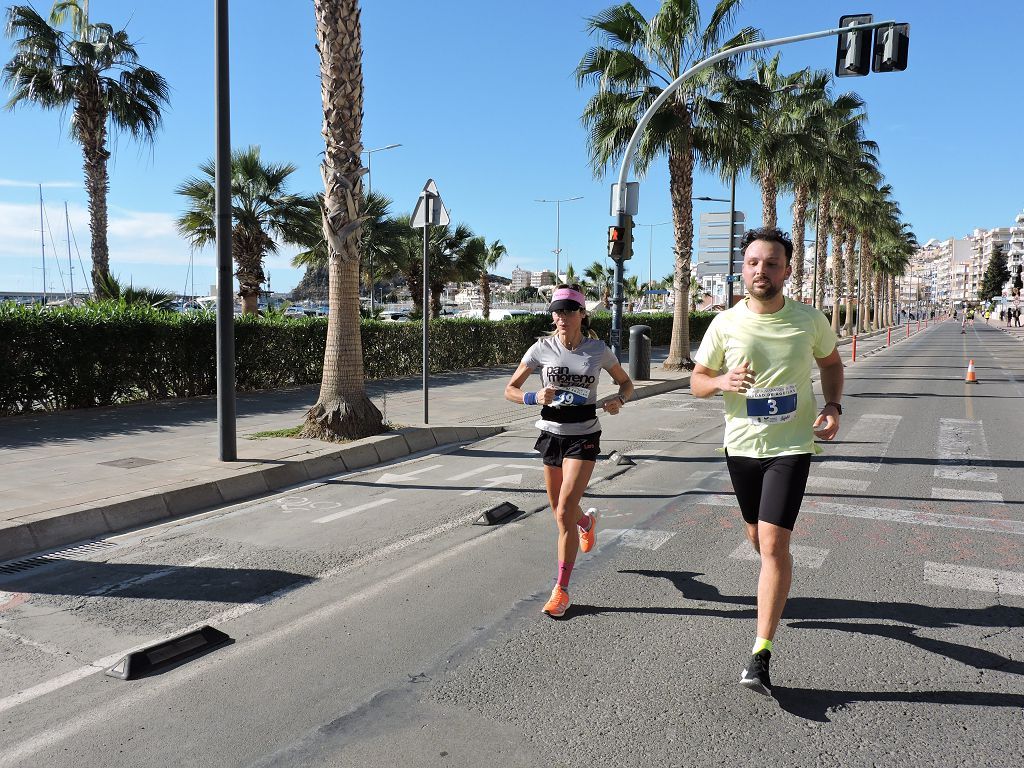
[[965, 359, 978, 383]]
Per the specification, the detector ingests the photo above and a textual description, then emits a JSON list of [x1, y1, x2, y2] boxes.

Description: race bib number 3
[[746, 384, 797, 424]]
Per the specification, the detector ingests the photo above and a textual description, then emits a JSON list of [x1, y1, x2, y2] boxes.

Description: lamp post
[[535, 196, 583, 281], [636, 221, 670, 309], [361, 143, 402, 312]]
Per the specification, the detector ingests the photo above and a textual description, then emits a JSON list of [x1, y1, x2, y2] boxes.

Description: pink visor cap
[[548, 287, 587, 312]]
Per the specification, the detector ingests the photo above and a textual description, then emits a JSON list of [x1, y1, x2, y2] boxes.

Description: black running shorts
[[725, 452, 812, 530], [534, 431, 601, 467]]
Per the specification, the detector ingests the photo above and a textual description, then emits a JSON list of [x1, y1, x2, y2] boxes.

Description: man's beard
[[748, 278, 781, 300]]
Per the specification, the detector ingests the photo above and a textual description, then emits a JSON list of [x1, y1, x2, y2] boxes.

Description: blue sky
[[1, 0, 1021, 295]]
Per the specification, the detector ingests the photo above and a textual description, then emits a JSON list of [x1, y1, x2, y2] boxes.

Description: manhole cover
[[98, 457, 161, 469]]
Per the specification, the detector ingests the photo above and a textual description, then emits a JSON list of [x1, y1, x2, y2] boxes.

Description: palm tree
[[577, 0, 759, 369], [3, 2, 170, 298], [583, 261, 612, 309], [176, 146, 317, 315], [303, 0, 384, 441], [474, 238, 507, 320]]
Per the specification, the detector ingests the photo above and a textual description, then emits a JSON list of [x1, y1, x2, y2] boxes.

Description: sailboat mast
[[39, 184, 46, 305], [65, 202, 74, 300]]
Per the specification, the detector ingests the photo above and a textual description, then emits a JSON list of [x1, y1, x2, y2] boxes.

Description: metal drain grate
[[0, 540, 118, 575]]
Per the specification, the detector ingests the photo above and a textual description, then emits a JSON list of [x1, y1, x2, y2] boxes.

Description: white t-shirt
[[521, 336, 619, 436]]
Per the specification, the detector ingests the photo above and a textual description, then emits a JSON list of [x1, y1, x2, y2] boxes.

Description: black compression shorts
[[534, 431, 601, 467], [725, 452, 812, 530]]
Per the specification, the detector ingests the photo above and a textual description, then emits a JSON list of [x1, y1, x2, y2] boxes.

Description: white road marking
[[85, 554, 220, 597], [375, 464, 443, 484], [821, 413, 901, 473], [729, 540, 830, 569], [312, 498, 396, 524], [444, 463, 501, 482], [460, 473, 522, 496], [806, 476, 871, 493], [931, 488, 1004, 502], [503, 463, 543, 471], [924, 562, 1024, 596], [935, 418, 997, 482], [603, 529, 676, 550], [0, 511, 522, 765]]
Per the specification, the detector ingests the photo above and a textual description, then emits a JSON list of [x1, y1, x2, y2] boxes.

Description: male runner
[[690, 227, 844, 697]]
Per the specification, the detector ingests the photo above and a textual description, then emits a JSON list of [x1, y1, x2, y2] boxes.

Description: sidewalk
[[0, 347, 692, 563]]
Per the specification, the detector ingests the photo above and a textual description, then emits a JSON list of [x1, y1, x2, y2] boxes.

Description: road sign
[[411, 179, 450, 228]]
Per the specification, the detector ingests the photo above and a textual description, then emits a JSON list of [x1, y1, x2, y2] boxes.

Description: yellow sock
[[752, 637, 773, 654]]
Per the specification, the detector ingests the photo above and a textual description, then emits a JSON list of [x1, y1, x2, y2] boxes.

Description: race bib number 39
[[746, 384, 797, 424]]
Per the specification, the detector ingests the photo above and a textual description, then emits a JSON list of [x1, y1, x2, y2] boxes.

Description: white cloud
[[0, 179, 79, 189]]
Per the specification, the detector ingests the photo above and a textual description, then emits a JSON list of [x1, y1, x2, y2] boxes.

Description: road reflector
[[105, 625, 233, 680], [605, 450, 635, 466], [473, 501, 521, 526]]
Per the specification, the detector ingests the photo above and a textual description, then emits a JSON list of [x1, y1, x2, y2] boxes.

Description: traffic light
[[873, 23, 910, 72], [608, 216, 634, 260], [835, 14, 873, 77]]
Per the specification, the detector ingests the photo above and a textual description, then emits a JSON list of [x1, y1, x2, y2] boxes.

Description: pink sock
[[556, 560, 573, 590], [578, 514, 592, 532]]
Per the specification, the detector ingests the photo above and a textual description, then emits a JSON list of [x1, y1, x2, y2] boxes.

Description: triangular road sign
[[410, 178, 450, 228]]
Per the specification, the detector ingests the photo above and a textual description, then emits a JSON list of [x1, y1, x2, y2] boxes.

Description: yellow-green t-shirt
[[694, 298, 838, 458]]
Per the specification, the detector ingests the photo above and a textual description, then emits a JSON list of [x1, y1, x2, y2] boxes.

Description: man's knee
[[757, 527, 791, 561]]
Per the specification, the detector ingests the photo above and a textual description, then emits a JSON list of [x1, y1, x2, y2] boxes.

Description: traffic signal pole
[[608, 18, 900, 353]]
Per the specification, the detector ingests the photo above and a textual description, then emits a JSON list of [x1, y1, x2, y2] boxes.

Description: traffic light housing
[[873, 23, 910, 72], [835, 14, 873, 77], [608, 217, 634, 260]]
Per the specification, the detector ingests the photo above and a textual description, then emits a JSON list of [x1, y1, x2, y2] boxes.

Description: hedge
[[0, 303, 714, 414]]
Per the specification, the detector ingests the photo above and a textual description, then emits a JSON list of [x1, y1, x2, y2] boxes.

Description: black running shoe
[[739, 649, 773, 697]]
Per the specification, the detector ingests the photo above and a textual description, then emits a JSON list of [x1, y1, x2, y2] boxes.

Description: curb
[[0, 425, 504, 565]]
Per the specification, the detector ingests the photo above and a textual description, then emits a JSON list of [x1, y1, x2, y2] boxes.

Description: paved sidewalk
[[0, 347, 692, 562], [0, 323, 915, 564]]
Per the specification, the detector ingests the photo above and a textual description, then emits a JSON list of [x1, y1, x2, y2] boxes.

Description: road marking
[[935, 418, 997, 482], [729, 540, 830, 569], [924, 562, 1024, 596], [503, 463, 543, 471], [931, 488, 1004, 502], [84, 555, 220, 597], [603, 529, 676, 550], [821, 413, 900, 473], [460, 473, 522, 496], [312, 498, 396, 524], [375, 464, 443, 484], [806, 476, 871, 493], [444, 463, 501, 482], [694, 495, 1024, 535]]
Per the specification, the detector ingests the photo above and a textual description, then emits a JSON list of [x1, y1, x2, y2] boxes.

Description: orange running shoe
[[579, 507, 599, 553], [542, 585, 571, 618]]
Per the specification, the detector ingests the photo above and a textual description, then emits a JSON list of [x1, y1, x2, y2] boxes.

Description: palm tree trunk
[[844, 228, 856, 336], [814, 190, 831, 312], [830, 218, 845, 334], [663, 136, 695, 370], [76, 95, 112, 297], [790, 184, 809, 301], [480, 271, 491, 320], [872, 272, 882, 331], [761, 170, 778, 229], [303, 0, 384, 441]]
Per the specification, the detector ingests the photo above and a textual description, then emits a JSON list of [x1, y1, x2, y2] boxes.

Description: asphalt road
[[1, 320, 1022, 767]]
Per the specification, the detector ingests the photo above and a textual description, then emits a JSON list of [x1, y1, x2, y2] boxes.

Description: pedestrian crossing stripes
[[729, 540, 829, 569], [805, 476, 871, 493], [924, 561, 1024, 596], [935, 418, 997, 482], [602, 529, 675, 551], [931, 488, 1004, 502], [818, 413, 901, 474]]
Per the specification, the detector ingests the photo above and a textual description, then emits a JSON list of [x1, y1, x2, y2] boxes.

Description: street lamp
[[361, 143, 402, 311], [636, 221, 670, 308], [535, 196, 583, 281]]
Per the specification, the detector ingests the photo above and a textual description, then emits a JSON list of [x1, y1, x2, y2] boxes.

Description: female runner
[[504, 284, 634, 617]]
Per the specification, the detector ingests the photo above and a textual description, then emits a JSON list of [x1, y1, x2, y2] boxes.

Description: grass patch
[[247, 425, 303, 440]]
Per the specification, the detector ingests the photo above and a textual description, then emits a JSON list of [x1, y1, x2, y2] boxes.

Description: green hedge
[[0, 304, 714, 414]]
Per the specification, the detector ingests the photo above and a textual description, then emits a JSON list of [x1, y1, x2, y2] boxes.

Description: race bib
[[746, 384, 797, 424], [550, 386, 590, 408]]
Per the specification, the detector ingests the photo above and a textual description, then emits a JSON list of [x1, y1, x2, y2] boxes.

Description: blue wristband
[[523, 391, 537, 405]]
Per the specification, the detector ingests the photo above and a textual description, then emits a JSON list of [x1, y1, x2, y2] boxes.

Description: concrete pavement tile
[[215, 471, 270, 504], [401, 428, 437, 454], [0, 522, 38, 562], [162, 481, 225, 517], [364, 433, 410, 463]]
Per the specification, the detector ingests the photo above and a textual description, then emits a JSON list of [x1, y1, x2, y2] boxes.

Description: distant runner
[[505, 284, 634, 618], [690, 227, 844, 697]]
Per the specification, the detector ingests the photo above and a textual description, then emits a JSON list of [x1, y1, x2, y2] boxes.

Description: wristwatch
[[825, 401, 842, 415]]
